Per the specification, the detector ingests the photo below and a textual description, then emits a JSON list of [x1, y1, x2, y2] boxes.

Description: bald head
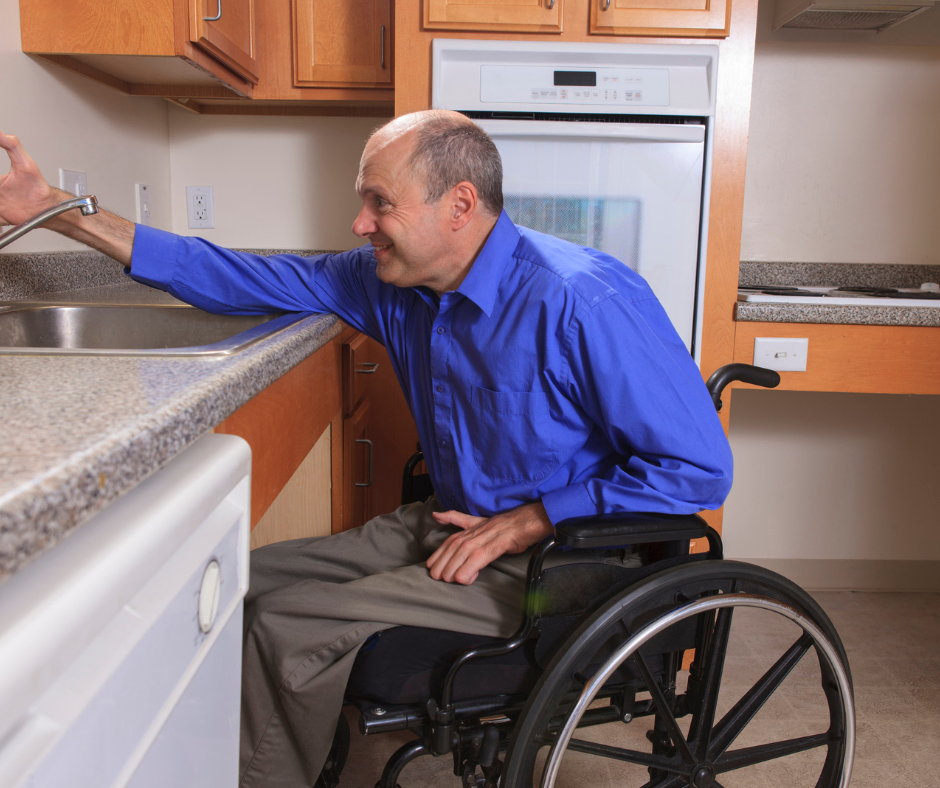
[[366, 110, 504, 217]]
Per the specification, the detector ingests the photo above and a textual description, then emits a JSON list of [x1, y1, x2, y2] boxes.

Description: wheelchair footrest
[[554, 512, 707, 549]]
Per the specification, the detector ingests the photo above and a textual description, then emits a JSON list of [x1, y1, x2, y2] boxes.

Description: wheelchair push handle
[[706, 363, 780, 412]]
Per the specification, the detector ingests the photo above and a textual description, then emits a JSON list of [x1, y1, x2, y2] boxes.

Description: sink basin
[[0, 302, 310, 356]]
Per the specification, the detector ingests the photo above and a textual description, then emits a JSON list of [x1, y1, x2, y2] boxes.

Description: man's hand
[[0, 131, 135, 265], [0, 132, 59, 227], [426, 501, 554, 585]]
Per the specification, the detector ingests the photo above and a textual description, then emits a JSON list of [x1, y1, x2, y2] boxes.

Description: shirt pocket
[[470, 385, 557, 482]]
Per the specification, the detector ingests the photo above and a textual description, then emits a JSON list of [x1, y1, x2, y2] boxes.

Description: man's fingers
[[431, 509, 485, 530]]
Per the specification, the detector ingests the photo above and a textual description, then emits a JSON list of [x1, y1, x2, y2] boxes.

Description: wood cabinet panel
[[590, 0, 731, 37], [215, 333, 343, 526], [424, 0, 563, 33], [250, 424, 333, 549], [293, 0, 391, 86], [343, 398, 374, 530], [732, 322, 940, 396], [189, 0, 260, 83]]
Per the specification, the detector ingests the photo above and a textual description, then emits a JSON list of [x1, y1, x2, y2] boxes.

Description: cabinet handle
[[547, 0, 555, 8], [204, 0, 222, 21], [380, 25, 386, 70], [602, 0, 611, 9], [356, 362, 379, 374], [355, 438, 374, 487]]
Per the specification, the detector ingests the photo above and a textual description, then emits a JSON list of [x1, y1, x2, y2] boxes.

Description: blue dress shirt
[[131, 211, 732, 524]]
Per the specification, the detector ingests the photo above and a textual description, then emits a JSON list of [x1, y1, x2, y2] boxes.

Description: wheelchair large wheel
[[503, 561, 854, 788]]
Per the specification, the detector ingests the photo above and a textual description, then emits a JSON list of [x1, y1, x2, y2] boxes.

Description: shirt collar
[[452, 211, 519, 318]]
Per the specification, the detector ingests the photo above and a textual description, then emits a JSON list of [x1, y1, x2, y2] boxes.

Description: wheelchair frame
[[337, 364, 856, 788]]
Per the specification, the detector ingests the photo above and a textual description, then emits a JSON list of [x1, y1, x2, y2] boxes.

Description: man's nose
[[352, 205, 376, 238]]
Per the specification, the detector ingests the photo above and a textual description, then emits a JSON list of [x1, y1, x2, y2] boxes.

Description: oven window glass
[[503, 196, 642, 271]]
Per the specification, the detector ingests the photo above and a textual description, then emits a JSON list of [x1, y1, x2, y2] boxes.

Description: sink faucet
[[0, 195, 99, 250]]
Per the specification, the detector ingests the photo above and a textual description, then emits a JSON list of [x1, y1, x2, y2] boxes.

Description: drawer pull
[[602, 0, 611, 9], [356, 362, 379, 374], [204, 0, 222, 21], [380, 25, 386, 70], [355, 438, 374, 487]]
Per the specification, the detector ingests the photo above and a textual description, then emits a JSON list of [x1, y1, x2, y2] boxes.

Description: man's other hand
[[426, 501, 554, 585], [0, 132, 58, 227]]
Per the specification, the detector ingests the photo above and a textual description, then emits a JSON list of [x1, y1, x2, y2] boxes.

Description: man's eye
[[375, 197, 388, 209]]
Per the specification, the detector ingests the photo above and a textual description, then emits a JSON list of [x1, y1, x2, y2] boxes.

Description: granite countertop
[[735, 262, 940, 327], [0, 250, 341, 584]]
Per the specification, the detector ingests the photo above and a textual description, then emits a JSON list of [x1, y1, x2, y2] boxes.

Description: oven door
[[477, 119, 707, 354]]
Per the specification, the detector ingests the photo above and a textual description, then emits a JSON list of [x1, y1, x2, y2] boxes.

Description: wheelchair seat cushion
[[346, 626, 540, 705]]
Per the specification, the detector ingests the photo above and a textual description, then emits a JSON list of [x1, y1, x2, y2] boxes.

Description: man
[[0, 111, 732, 787]]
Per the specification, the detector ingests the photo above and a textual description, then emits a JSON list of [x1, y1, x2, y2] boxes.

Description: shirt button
[[436, 385, 444, 393], [437, 327, 444, 334], [439, 439, 447, 447]]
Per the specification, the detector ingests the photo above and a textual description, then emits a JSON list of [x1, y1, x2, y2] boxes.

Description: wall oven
[[432, 40, 718, 363]]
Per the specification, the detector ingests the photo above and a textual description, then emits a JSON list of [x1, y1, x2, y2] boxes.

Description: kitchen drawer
[[343, 332, 383, 415]]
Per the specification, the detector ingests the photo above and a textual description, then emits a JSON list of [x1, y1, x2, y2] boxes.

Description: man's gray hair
[[408, 115, 504, 216]]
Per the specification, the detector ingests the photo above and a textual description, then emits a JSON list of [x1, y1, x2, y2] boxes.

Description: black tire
[[316, 713, 350, 788], [503, 560, 854, 788]]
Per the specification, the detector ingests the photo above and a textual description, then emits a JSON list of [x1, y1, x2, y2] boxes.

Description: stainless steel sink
[[0, 302, 310, 356]]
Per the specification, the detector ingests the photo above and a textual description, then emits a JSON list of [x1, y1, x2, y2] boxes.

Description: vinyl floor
[[338, 591, 940, 787]]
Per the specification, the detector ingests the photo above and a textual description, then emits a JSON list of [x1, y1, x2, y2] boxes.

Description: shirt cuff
[[128, 224, 181, 291], [540, 482, 597, 526]]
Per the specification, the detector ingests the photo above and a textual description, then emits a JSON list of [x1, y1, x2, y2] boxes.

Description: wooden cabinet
[[418, 0, 728, 37], [341, 330, 421, 530], [293, 0, 392, 87], [590, 0, 731, 38], [190, 0, 260, 83], [423, 0, 563, 33], [19, 0, 256, 98], [732, 322, 940, 396]]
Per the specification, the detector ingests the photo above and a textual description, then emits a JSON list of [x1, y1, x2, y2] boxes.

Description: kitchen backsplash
[[739, 262, 940, 289]]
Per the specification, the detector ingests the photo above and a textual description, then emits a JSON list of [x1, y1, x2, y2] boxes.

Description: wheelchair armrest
[[553, 512, 708, 549]]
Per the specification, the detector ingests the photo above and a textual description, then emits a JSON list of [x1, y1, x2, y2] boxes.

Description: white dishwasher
[[0, 433, 251, 788]]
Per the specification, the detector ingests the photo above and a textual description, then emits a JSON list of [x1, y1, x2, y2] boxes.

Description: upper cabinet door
[[293, 0, 392, 86], [190, 0, 260, 83], [424, 0, 563, 32], [590, 0, 730, 37]]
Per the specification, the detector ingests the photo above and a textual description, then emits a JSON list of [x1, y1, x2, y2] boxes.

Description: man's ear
[[450, 181, 478, 230]]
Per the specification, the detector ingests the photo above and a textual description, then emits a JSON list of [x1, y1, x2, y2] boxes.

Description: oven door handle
[[476, 120, 705, 144]]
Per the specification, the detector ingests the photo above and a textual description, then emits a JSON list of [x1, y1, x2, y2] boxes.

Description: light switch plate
[[135, 183, 151, 226], [186, 185, 214, 230], [59, 168, 87, 197], [754, 337, 809, 372]]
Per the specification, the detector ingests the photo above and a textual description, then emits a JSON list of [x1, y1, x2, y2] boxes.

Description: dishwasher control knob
[[198, 560, 222, 634]]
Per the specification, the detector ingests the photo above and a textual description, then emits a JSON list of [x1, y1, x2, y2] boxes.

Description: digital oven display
[[553, 71, 596, 87]]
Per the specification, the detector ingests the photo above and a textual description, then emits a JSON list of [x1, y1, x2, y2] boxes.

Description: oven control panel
[[480, 66, 669, 108]]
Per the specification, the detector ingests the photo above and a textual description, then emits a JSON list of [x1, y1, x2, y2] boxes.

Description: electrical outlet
[[753, 337, 809, 372], [59, 169, 87, 197], [135, 183, 151, 226], [186, 186, 215, 230]]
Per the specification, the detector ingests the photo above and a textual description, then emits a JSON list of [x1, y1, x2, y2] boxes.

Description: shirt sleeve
[[129, 224, 385, 340], [539, 293, 733, 524]]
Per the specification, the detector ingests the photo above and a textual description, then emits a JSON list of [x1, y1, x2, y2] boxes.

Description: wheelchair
[[324, 364, 855, 788]]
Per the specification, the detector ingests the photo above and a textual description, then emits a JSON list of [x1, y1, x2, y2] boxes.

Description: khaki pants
[[239, 497, 531, 788]]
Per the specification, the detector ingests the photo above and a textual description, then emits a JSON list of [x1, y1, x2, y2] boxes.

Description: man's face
[[352, 131, 454, 292]]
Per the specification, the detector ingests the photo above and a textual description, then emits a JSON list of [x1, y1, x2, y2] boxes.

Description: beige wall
[[0, 1, 171, 253], [167, 109, 379, 250], [726, 3, 940, 579]]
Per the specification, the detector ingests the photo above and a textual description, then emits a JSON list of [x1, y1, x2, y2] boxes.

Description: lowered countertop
[[734, 262, 940, 327], [0, 252, 342, 585]]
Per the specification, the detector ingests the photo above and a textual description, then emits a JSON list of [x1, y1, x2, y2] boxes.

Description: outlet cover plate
[[59, 169, 87, 197], [754, 337, 809, 372], [186, 185, 214, 230], [135, 183, 151, 226]]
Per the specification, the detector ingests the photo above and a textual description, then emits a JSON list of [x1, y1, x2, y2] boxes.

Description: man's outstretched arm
[[0, 132, 135, 266]]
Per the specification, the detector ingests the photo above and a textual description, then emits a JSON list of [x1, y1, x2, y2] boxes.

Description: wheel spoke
[[687, 605, 734, 757], [715, 732, 831, 772], [637, 775, 687, 788], [632, 651, 696, 766], [708, 632, 813, 759], [564, 738, 688, 776]]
